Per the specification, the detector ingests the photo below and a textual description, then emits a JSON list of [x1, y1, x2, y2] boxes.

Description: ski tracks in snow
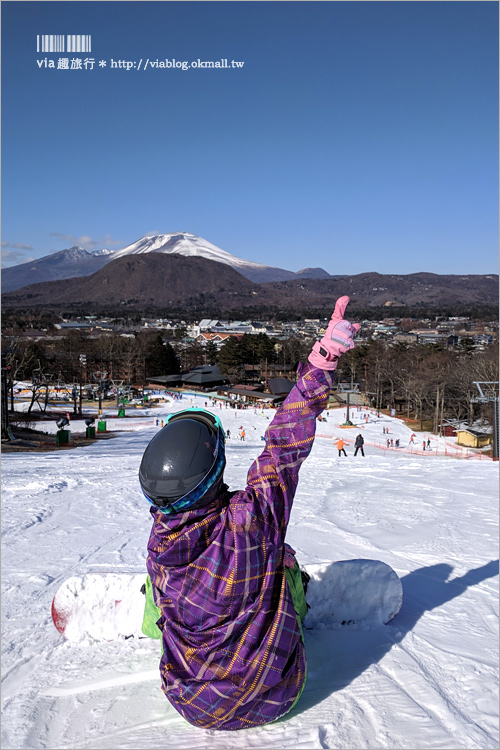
[[1, 448, 152, 749], [2, 399, 498, 749], [377, 633, 496, 748]]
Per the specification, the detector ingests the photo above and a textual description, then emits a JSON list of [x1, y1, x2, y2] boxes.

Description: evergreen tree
[[218, 337, 243, 373], [239, 333, 276, 365], [146, 334, 180, 377], [458, 337, 476, 356], [204, 341, 219, 365]]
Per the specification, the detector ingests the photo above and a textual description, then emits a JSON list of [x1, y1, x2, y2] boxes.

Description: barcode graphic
[[37, 35, 91, 53], [67, 35, 91, 52]]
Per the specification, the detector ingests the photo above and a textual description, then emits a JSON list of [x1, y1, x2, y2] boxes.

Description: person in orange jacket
[[335, 438, 348, 457]]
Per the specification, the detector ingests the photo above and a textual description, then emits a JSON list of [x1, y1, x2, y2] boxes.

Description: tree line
[[2, 331, 180, 388], [2, 328, 498, 432], [335, 339, 498, 430]]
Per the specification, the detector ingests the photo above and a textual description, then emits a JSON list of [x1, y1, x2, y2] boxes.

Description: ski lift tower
[[472, 381, 499, 461], [337, 382, 360, 426], [91, 371, 110, 416], [29, 363, 53, 414], [1, 352, 13, 441]]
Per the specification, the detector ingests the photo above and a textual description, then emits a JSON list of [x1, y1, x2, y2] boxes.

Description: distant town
[[4, 311, 498, 347]]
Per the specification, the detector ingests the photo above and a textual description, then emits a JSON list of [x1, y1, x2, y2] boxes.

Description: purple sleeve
[[243, 362, 334, 540]]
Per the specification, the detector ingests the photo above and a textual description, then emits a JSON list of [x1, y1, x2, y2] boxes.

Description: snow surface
[[2, 395, 498, 749]]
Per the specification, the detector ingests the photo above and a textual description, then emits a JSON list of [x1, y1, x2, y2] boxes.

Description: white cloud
[[77, 235, 96, 249], [1, 249, 35, 267], [2, 242, 33, 250], [12, 243, 34, 250], [50, 232, 75, 243], [50, 232, 124, 251], [100, 234, 123, 248], [50, 232, 96, 250]]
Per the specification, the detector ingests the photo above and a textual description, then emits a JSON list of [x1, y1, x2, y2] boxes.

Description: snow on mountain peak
[[64, 246, 91, 261], [110, 232, 273, 271]]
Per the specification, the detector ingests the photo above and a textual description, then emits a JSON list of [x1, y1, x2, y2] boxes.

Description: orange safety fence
[[315, 433, 493, 460]]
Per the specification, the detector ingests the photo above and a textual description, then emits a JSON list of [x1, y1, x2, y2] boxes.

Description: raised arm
[[244, 296, 360, 538]]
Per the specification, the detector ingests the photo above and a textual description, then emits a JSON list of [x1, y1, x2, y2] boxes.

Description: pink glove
[[308, 295, 360, 371]]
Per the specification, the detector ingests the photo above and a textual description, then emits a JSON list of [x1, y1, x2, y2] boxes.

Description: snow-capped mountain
[[1, 246, 113, 293], [110, 232, 298, 283], [60, 246, 91, 262], [2, 232, 331, 292]]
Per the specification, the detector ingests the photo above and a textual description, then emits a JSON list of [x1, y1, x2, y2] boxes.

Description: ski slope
[[1, 395, 498, 749]]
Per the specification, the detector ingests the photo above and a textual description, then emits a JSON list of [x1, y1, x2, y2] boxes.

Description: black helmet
[[139, 408, 225, 514]]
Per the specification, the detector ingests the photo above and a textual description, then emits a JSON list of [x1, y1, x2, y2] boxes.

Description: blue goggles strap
[[165, 408, 225, 437]]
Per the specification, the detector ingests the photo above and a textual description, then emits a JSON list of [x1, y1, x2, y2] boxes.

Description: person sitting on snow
[[138, 296, 360, 731]]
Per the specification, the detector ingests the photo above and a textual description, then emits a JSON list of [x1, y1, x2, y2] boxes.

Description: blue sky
[[1, 1, 498, 275]]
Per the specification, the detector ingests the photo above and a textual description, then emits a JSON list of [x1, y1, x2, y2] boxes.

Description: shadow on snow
[[289, 559, 499, 718]]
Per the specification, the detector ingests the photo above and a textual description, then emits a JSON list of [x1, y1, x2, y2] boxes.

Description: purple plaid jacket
[[146, 363, 333, 730]]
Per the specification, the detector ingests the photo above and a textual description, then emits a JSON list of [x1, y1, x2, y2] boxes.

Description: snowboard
[[51, 572, 147, 643], [302, 559, 402, 630], [51, 560, 402, 643]]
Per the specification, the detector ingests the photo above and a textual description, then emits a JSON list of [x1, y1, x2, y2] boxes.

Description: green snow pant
[[285, 561, 308, 628], [284, 561, 308, 712], [141, 561, 308, 711], [141, 562, 308, 638], [141, 574, 162, 639]]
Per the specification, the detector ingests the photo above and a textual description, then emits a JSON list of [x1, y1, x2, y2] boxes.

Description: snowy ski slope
[[1, 395, 498, 749]]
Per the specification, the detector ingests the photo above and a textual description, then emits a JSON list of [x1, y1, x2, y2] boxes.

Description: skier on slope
[[138, 296, 360, 731], [335, 437, 348, 457], [354, 433, 365, 457]]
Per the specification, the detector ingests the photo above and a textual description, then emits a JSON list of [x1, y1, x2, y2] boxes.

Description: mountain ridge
[[1, 246, 113, 292], [2, 232, 323, 292], [2, 253, 497, 314]]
